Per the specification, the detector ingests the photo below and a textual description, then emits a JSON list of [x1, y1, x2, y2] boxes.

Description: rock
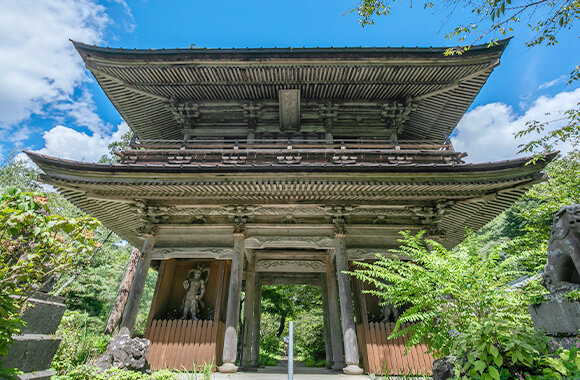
[[342, 364, 364, 375], [432, 356, 455, 380], [529, 297, 580, 336], [94, 327, 150, 372]]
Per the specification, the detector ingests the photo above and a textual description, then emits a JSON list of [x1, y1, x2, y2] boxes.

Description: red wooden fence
[[146, 319, 217, 371], [360, 321, 434, 375]]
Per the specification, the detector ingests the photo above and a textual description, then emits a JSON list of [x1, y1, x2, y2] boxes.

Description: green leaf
[[489, 344, 499, 358], [474, 360, 486, 373], [488, 366, 500, 380]]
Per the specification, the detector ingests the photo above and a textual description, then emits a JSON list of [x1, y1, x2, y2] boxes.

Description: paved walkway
[[210, 366, 370, 379], [178, 371, 427, 379], [177, 356, 430, 379], [177, 364, 429, 379]]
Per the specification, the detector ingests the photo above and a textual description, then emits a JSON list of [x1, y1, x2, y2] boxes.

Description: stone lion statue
[[542, 204, 580, 294]]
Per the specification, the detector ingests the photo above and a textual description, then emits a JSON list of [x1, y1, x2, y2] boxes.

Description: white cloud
[[110, 0, 135, 33], [452, 88, 580, 163], [0, 0, 109, 130], [538, 75, 567, 90], [35, 122, 129, 163], [51, 90, 112, 134]]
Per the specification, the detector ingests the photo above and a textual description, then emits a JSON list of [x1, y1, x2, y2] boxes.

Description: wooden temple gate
[[140, 253, 434, 374], [27, 40, 555, 375], [353, 279, 434, 375]]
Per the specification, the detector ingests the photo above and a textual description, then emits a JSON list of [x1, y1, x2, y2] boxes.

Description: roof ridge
[[71, 38, 511, 56]]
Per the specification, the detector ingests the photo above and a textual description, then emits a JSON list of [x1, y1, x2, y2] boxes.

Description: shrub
[[52, 365, 177, 380], [350, 231, 555, 379], [0, 188, 99, 376], [52, 311, 110, 374], [565, 290, 580, 302], [533, 347, 580, 379]]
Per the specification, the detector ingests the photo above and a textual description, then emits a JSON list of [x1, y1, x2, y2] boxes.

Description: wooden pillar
[[321, 273, 333, 369], [120, 231, 156, 334], [326, 254, 345, 370], [335, 229, 364, 375], [218, 230, 245, 373], [251, 274, 262, 367], [241, 252, 256, 367]]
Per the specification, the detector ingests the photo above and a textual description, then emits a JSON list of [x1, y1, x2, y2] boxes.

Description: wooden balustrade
[[358, 321, 434, 375], [146, 319, 223, 371], [117, 139, 464, 165]]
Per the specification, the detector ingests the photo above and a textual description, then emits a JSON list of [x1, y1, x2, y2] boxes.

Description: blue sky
[[0, 0, 578, 163]]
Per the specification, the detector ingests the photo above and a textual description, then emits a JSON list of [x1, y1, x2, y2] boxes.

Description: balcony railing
[[116, 138, 465, 166]]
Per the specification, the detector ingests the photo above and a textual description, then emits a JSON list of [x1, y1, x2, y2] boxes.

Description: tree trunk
[[104, 247, 141, 334], [277, 314, 286, 337]]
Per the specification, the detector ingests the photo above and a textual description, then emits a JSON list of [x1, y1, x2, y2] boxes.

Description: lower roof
[[26, 151, 555, 251]]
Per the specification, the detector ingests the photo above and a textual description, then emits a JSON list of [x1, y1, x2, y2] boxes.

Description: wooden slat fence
[[362, 321, 433, 375], [146, 319, 217, 371]]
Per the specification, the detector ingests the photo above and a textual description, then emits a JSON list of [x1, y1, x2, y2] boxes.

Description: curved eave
[[25, 150, 554, 179], [72, 39, 510, 63]]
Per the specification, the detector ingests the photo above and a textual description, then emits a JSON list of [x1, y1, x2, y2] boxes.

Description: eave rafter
[[76, 41, 508, 141]]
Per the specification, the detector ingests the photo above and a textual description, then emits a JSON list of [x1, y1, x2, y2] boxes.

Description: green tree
[[471, 150, 580, 275], [516, 106, 580, 157], [293, 311, 326, 364], [350, 0, 579, 156], [257, 285, 326, 365], [349, 231, 576, 378], [261, 284, 321, 337], [351, 0, 579, 51], [519, 149, 580, 235], [0, 188, 100, 376], [0, 149, 40, 191], [99, 131, 133, 164]]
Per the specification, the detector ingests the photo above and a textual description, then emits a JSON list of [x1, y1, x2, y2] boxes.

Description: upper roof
[[74, 40, 509, 142]]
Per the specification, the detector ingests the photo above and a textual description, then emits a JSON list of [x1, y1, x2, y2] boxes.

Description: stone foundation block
[[1, 334, 61, 373], [20, 295, 66, 335], [18, 369, 55, 380], [529, 299, 580, 336]]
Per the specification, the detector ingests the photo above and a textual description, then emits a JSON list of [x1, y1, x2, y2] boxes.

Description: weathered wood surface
[[105, 247, 141, 334], [73, 40, 508, 144], [146, 319, 217, 371], [219, 235, 244, 372], [30, 144, 549, 252], [121, 235, 156, 333], [361, 321, 433, 375], [118, 139, 464, 166]]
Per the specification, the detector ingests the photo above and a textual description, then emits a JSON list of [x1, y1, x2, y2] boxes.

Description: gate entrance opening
[[240, 283, 326, 370]]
